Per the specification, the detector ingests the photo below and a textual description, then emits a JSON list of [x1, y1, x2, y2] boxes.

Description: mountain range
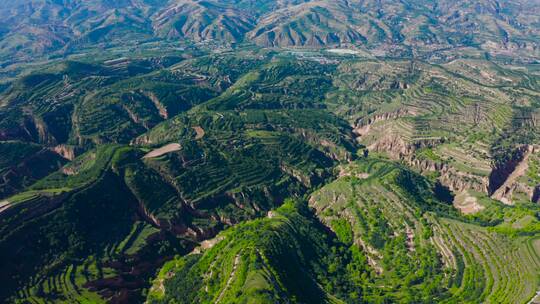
[[1, 0, 540, 303], [2, 0, 540, 66]]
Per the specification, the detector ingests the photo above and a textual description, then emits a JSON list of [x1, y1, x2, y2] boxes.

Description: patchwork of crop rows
[[16, 259, 109, 304], [310, 159, 540, 303], [433, 219, 539, 304]]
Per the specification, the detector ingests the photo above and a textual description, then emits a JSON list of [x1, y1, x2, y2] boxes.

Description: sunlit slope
[[310, 159, 540, 303], [149, 159, 540, 303], [0, 96, 356, 302]]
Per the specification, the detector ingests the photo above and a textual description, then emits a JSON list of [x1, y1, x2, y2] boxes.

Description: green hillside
[[1, 1, 540, 303], [1, 47, 540, 303], [148, 159, 540, 304]]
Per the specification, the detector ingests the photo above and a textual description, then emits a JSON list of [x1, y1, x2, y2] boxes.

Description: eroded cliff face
[[438, 170, 489, 193], [489, 145, 540, 205], [356, 125, 488, 193], [352, 111, 540, 203], [367, 136, 540, 204], [143, 91, 169, 120], [489, 145, 531, 195], [353, 109, 414, 137], [51, 144, 80, 161], [368, 133, 445, 159]]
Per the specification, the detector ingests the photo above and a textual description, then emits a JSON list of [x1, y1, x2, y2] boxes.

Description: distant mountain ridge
[[2, 2, 540, 302], [1, 0, 540, 63]]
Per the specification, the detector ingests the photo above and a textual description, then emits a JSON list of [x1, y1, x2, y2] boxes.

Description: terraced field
[[0, 89, 357, 302], [436, 144, 492, 176], [146, 159, 540, 303], [310, 159, 540, 303], [147, 200, 354, 304], [1, 44, 540, 303], [434, 219, 539, 304], [16, 259, 110, 304], [14, 219, 164, 304]]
